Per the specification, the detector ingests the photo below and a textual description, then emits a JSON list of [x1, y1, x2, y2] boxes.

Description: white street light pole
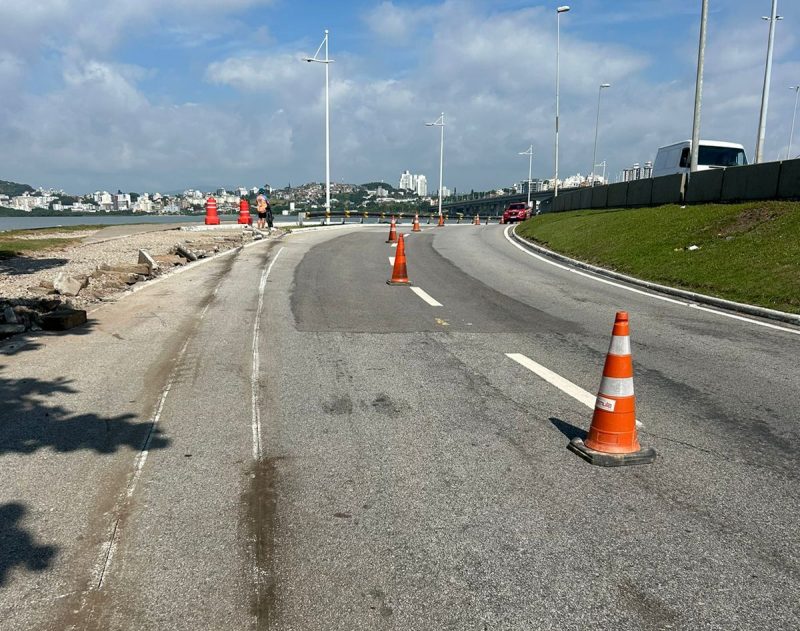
[[690, 0, 708, 173], [591, 83, 610, 186], [788, 85, 800, 159], [554, 5, 570, 197], [426, 113, 446, 218], [519, 145, 534, 208], [303, 30, 334, 218], [594, 160, 607, 185], [755, 1, 782, 164]]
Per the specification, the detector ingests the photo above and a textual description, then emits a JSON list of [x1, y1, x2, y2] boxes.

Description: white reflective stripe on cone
[[598, 376, 635, 397], [608, 335, 631, 356]]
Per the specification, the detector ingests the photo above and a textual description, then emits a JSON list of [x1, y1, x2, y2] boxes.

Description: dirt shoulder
[[0, 224, 279, 336]]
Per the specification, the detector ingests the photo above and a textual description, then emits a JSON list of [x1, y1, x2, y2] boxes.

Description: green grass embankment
[[0, 225, 103, 258], [516, 201, 800, 314]]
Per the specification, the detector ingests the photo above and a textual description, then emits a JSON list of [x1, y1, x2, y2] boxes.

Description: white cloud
[[1, 1, 799, 191]]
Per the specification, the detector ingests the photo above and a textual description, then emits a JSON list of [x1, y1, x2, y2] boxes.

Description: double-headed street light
[[426, 113, 446, 218], [788, 85, 800, 159], [554, 5, 570, 197], [519, 145, 534, 208], [590, 83, 611, 186], [755, 1, 782, 164], [303, 30, 334, 217]]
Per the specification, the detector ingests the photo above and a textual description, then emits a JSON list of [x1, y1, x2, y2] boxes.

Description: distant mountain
[[0, 180, 34, 196]]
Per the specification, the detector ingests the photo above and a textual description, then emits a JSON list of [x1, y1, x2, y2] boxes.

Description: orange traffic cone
[[567, 311, 656, 467], [387, 234, 410, 285], [386, 217, 397, 243], [412, 214, 421, 232], [437, 214, 445, 227], [499, 215, 505, 225], [237, 197, 251, 225], [204, 197, 220, 225], [474, 214, 481, 225]]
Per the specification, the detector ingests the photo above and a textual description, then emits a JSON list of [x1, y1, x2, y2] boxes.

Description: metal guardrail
[[298, 210, 504, 226]]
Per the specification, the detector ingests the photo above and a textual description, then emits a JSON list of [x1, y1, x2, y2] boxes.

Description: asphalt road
[[0, 223, 797, 630]]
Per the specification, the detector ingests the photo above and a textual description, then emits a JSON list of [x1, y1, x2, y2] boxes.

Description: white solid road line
[[391, 242, 398, 248], [411, 286, 443, 307], [389, 256, 395, 266], [503, 226, 800, 336], [252, 246, 284, 461], [506, 352, 643, 428], [506, 353, 596, 409]]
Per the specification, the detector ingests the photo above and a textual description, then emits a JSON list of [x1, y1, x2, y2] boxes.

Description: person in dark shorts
[[256, 194, 272, 231]]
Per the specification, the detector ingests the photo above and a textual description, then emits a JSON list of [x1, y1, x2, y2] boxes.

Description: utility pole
[[690, 0, 708, 173], [756, 1, 781, 163]]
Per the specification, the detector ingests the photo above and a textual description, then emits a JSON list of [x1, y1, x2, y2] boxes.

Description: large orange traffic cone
[[387, 234, 410, 285], [437, 214, 445, 227], [567, 311, 656, 467], [204, 196, 220, 225], [412, 214, 421, 232], [237, 197, 251, 225], [386, 217, 397, 243]]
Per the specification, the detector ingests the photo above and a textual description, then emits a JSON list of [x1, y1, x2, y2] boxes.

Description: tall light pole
[[554, 5, 570, 197], [755, 1, 782, 164], [590, 83, 610, 186], [303, 30, 334, 218], [426, 113, 446, 218], [594, 160, 607, 185], [519, 145, 534, 207], [690, 0, 708, 173], [787, 85, 799, 159]]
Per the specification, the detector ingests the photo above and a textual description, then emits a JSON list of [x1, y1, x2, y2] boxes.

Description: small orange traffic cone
[[387, 234, 410, 285], [412, 214, 421, 232], [499, 215, 505, 225], [474, 214, 481, 226], [386, 217, 397, 243], [568, 311, 656, 467], [437, 214, 445, 227]]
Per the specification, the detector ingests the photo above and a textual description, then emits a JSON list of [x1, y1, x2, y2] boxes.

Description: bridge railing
[[297, 210, 505, 225]]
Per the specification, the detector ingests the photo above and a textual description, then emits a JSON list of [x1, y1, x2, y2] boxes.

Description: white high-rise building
[[399, 170, 414, 191], [415, 175, 428, 197]]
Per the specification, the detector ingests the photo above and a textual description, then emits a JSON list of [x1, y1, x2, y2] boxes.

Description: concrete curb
[[510, 225, 800, 327]]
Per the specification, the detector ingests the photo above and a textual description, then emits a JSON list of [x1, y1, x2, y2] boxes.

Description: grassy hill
[[516, 201, 800, 314], [0, 180, 34, 196]]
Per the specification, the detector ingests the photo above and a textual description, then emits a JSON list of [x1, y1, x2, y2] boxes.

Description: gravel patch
[[0, 225, 279, 336]]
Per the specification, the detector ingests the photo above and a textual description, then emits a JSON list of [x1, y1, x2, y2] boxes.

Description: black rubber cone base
[[567, 437, 656, 467], [386, 280, 411, 286]]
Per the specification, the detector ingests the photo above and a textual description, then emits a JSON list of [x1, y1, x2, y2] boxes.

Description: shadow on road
[[0, 370, 169, 456], [549, 417, 587, 441], [0, 502, 57, 587]]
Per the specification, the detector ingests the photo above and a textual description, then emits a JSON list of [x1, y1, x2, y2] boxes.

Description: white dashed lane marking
[[411, 287, 443, 307]]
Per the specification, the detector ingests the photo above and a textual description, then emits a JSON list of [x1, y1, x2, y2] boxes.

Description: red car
[[502, 202, 530, 223]]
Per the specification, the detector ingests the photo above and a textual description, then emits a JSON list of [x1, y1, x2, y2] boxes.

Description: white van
[[652, 140, 748, 178]]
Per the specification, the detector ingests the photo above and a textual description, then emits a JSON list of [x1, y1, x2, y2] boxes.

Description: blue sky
[[1, 1, 799, 193]]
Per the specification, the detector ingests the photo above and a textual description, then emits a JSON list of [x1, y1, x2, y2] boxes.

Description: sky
[[1, 0, 799, 194]]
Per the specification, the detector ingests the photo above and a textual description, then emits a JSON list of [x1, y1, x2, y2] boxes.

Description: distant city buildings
[[398, 170, 428, 197], [621, 161, 653, 182]]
